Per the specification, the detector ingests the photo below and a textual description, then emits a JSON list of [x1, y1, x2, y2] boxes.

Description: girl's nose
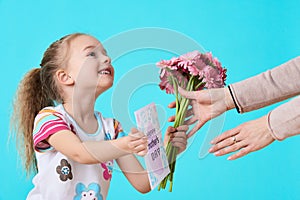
[[102, 55, 111, 64]]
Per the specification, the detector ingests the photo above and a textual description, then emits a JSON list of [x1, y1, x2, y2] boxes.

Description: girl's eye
[[87, 52, 96, 57]]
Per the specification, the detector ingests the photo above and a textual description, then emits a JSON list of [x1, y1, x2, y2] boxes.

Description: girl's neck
[[63, 94, 98, 134]]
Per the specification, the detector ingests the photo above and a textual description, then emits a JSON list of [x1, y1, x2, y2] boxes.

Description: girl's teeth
[[99, 70, 110, 75]]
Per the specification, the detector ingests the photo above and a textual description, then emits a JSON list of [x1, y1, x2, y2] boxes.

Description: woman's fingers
[[178, 87, 199, 100], [209, 116, 275, 160], [227, 147, 251, 160], [168, 116, 175, 122], [209, 135, 238, 153], [210, 127, 240, 144], [184, 116, 198, 125], [185, 108, 193, 118], [187, 120, 206, 138], [168, 101, 176, 108], [213, 141, 247, 157]]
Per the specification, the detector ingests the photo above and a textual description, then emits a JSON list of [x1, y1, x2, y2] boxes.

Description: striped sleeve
[[33, 109, 70, 152], [113, 119, 126, 139]]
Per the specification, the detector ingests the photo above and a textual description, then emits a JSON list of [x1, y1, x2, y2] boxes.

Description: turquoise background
[[1, 0, 300, 199]]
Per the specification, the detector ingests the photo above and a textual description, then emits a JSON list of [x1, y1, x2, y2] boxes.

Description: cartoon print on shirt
[[74, 183, 103, 200], [56, 158, 73, 181], [101, 161, 113, 181]]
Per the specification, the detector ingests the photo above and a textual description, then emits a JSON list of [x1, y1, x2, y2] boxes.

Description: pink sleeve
[[267, 96, 300, 140], [33, 111, 70, 151], [230, 56, 300, 113], [229, 56, 300, 141]]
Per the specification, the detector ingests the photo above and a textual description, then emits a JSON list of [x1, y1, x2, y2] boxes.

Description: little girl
[[11, 33, 188, 199]]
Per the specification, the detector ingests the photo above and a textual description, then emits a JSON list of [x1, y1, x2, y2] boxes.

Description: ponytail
[[11, 68, 53, 174], [11, 33, 86, 175]]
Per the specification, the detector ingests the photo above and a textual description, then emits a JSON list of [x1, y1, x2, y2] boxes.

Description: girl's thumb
[[130, 127, 139, 134]]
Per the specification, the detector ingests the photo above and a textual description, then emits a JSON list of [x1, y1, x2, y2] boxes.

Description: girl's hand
[[209, 115, 275, 160], [123, 128, 148, 156], [164, 125, 188, 154]]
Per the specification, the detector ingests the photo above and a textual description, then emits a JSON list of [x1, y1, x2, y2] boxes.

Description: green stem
[[159, 76, 197, 192]]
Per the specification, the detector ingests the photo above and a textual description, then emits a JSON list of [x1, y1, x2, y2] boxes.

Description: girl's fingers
[[165, 126, 176, 140], [172, 141, 186, 153], [136, 149, 148, 157], [129, 128, 146, 140], [170, 131, 187, 150], [133, 143, 148, 152], [166, 126, 177, 133], [176, 125, 189, 132], [129, 137, 147, 148], [170, 136, 187, 146], [166, 125, 188, 137], [130, 127, 139, 134]]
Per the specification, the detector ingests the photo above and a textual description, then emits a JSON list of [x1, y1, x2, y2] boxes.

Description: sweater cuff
[[266, 111, 281, 140], [266, 96, 300, 141], [228, 85, 241, 113]]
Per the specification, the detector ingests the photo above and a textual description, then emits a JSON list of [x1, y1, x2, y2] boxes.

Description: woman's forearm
[[230, 56, 300, 113]]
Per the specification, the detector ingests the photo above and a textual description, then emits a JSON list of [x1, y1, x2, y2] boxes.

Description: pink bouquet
[[157, 50, 227, 191]]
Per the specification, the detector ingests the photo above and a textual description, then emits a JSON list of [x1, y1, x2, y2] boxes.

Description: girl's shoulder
[[35, 105, 66, 121]]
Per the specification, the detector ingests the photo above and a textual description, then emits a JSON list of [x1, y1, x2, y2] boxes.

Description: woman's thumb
[[178, 87, 197, 99]]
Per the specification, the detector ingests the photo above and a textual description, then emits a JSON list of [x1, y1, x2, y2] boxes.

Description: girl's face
[[66, 35, 114, 97]]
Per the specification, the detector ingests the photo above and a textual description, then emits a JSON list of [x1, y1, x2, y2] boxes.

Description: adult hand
[[164, 125, 188, 154], [168, 87, 235, 138], [209, 115, 275, 160]]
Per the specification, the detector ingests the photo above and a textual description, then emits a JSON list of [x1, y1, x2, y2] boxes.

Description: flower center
[[61, 166, 70, 175]]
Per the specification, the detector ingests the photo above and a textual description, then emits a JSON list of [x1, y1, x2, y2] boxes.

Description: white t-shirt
[[27, 104, 125, 200]]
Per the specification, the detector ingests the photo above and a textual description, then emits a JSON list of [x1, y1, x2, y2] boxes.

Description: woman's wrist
[[225, 87, 236, 111]]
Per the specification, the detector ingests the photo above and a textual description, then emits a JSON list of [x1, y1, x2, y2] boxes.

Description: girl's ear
[[56, 70, 74, 85]]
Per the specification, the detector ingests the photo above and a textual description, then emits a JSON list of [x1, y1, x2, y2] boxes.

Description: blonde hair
[[11, 33, 87, 174]]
